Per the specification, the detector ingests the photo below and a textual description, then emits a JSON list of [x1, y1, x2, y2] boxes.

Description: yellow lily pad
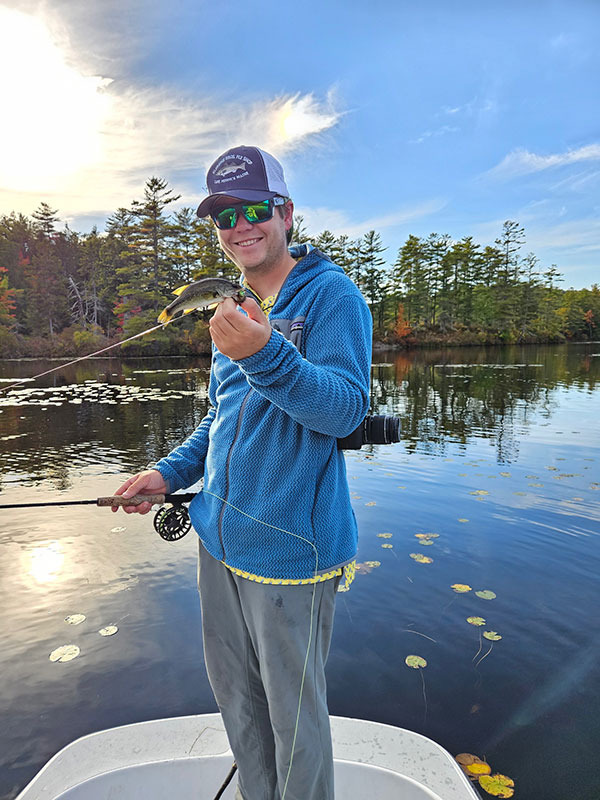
[[467, 616, 486, 626], [99, 625, 118, 637], [467, 762, 492, 776], [451, 584, 472, 593], [458, 518, 469, 523], [410, 553, 433, 564], [381, 543, 393, 549], [483, 631, 502, 641], [364, 560, 381, 568], [469, 490, 489, 495], [377, 533, 393, 538], [49, 645, 80, 663], [405, 655, 427, 669], [478, 773, 515, 798], [475, 590, 496, 600], [365, 501, 377, 506]]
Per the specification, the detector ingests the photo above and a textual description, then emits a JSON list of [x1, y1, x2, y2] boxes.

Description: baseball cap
[[196, 145, 290, 218]]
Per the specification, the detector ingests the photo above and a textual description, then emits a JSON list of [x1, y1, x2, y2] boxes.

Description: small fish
[[215, 162, 247, 177], [158, 278, 245, 324]]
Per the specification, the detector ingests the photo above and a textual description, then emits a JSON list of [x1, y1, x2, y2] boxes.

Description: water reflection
[[0, 345, 599, 800]]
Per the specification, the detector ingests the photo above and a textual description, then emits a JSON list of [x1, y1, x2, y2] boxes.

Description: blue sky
[[0, 0, 598, 287]]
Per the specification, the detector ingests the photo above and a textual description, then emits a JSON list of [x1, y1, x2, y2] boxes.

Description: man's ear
[[284, 200, 294, 231]]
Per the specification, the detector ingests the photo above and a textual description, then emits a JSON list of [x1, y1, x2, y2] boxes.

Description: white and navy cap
[[196, 145, 290, 218]]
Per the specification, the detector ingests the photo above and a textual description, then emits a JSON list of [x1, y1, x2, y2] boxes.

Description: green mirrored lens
[[213, 200, 273, 229], [242, 201, 271, 223], [215, 208, 237, 228]]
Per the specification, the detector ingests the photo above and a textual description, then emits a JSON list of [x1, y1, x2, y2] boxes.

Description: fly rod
[[0, 493, 198, 540], [0, 321, 173, 395], [0, 277, 245, 396]]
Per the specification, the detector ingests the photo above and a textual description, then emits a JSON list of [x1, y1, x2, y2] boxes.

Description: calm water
[[0, 344, 599, 800]]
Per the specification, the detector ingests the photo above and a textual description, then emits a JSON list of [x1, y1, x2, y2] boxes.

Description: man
[[113, 145, 372, 799]]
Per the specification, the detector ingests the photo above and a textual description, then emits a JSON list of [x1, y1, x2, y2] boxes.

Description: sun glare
[[28, 541, 65, 583], [0, 7, 111, 193]]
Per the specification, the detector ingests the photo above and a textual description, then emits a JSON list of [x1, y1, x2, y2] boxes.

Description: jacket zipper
[[217, 386, 253, 561]]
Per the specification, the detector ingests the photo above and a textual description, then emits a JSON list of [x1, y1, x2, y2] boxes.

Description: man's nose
[[234, 212, 254, 231]]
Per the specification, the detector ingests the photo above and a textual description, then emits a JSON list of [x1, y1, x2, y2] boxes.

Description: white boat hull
[[16, 714, 480, 800]]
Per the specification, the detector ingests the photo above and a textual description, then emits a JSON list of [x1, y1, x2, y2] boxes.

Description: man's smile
[[235, 237, 262, 247]]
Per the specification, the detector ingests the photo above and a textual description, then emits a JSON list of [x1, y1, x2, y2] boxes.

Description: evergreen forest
[[1, 177, 598, 357]]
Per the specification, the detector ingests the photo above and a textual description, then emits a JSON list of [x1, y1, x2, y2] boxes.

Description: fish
[[215, 162, 248, 177], [158, 278, 245, 324]]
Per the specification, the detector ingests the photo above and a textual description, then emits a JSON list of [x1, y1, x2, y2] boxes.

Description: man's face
[[213, 197, 293, 275]]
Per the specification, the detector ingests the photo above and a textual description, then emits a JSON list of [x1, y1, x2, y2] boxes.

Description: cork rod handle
[[96, 495, 166, 507]]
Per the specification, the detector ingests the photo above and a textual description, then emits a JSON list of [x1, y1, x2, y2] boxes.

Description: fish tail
[[157, 309, 171, 324]]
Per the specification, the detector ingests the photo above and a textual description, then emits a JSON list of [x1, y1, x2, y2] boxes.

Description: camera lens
[[364, 415, 400, 444]]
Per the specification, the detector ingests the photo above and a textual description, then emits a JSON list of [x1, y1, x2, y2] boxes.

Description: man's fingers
[[239, 297, 265, 323]]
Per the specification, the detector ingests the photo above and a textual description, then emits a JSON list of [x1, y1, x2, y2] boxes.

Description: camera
[[337, 415, 401, 450]]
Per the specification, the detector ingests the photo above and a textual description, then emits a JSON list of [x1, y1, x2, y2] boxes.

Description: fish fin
[[157, 310, 170, 324], [206, 302, 219, 310], [183, 308, 195, 315], [172, 285, 189, 296]]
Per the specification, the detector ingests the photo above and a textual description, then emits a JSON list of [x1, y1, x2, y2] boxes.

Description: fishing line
[[202, 488, 322, 800], [0, 316, 186, 395]]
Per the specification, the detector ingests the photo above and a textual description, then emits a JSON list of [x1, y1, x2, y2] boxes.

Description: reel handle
[[97, 494, 166, 507]]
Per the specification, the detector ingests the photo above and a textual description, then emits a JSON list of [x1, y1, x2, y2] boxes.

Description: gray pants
[[198, 542, 338, 800]]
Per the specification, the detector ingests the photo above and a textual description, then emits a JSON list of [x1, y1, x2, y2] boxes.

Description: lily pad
[[49, 645, 80, 662], [405, 655, 427, 669], [377, 533, 393, 538], [410, 553, 433, 564], [467, 616, 486, 626], [469, 490, 489, 495], [458, 518, 469, 523], [475, 590, 496, 600], [381, 543, 393, 549], [466, 762, 492, 777], [483, 631, 502, 641], [364, 560, 381, 568], [478, 773, 515, 798], [99, 625, 118, 637], [65, 614, 86, 625], [365, 501, 377, 506], [451, 584, 472, 593]]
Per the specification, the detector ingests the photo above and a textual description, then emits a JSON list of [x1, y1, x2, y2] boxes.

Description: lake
[[0, 343, 599, 800]]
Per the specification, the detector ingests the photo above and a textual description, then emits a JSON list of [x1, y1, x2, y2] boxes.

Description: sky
[[0, 0, 599, 288]]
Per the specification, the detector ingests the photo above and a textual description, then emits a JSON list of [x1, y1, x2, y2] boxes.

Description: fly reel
[[153, 504, 192, 541]]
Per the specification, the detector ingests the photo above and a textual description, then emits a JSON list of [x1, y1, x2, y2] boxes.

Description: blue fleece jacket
[[155, 248, 372, 580]]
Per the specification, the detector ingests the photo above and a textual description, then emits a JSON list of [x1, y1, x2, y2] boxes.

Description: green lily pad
[[405, 655, 427, 669], [410, 553, 433, 564], [475, 590, 496, 600], [483, 631, 502, 641], [467, 616, 486, 626], [49, 645, 80, 662], [64, 614, 86, 625]]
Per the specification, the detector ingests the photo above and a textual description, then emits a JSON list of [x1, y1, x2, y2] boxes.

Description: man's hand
[[209, 297, 271, 360], [111, 469, 168, 515]]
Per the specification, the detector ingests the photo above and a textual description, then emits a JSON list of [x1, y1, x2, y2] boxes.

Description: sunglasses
[[210, 197, 286, 230]]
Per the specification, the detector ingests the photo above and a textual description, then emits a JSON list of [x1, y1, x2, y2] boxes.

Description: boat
[[16, 713, 481, 799]]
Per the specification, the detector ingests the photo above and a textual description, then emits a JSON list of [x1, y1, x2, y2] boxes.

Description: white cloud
[[0, 7, 342, 222], [409, 125, 459, 145], [300, 198, 446, 239], [487, 144, 600, 179]]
